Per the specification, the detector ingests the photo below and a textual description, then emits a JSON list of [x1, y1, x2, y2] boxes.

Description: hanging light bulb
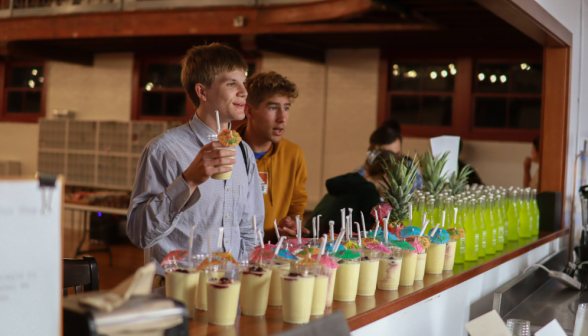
[[450, 68, 457, 75], [441, 70, 448, 78], [393, 64, 399, 69], [478, 73, 485, 81], [490, 75, 497, 83], [430, 71, 438, 79], [520, 63, 528, 70], [500, 75, 507, 83], [145, 82, 154, 91]]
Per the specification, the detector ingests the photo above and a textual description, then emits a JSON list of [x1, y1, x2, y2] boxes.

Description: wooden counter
[[189, 230, 567, 335]]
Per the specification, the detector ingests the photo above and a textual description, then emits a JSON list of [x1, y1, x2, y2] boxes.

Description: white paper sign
[[465, 310, 511, 336], [0, 178, 62, 336], [431, 135, 460, 178], [535, 319, 567, 336]]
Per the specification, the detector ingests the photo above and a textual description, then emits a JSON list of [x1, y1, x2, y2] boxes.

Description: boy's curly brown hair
[[245, 71, 299, 108], [181, 43, 248, 108]]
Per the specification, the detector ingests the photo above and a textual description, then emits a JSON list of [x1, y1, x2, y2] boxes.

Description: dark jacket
[[305, 173, 381, 237]]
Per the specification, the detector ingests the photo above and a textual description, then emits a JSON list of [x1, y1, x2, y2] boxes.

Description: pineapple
[[447, 164, 473, 195], [419, 149, 449, 196], [380, 153, 419, 225]]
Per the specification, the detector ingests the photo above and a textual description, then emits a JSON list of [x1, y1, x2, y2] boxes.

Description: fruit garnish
[[219, 277, 232, 284], [218, 129, 242, 146]]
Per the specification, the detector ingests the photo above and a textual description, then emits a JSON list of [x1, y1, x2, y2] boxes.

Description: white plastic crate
[[99, 121, 129, 153], [39, 119, 66, 149], [67, 153, 95, 184], [97, 155, 128, 187], [131, 122, 166, 154], [68, 121, 97, 151]]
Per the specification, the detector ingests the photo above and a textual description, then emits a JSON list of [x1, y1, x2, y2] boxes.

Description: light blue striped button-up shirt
[[127, 114, 265, 276]]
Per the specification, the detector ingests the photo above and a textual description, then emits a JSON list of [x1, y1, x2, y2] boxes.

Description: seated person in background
[[458, 139, 483, 185], [524, 137, 541, 189], [307, 150, 401, 236], [356, 120, 423, 192], [237, 71, 309, 243]]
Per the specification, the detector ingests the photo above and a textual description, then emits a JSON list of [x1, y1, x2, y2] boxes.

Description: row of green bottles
[[531, 189, 540, 235], [483, 197, 497, 255], [412, 196, 425, 230], [464, 199, 479, 261], [454, 200, 467, 264], [493, 195, 505, 251], [506, 190, 520, 241]]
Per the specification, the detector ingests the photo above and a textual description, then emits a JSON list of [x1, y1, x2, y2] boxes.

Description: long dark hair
[[369, 120, 402, 150]]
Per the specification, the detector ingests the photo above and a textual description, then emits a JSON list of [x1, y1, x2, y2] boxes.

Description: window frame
[[378, 50, 542, 142], [131, 54, 261, 123], [0, 60, 47, 123]]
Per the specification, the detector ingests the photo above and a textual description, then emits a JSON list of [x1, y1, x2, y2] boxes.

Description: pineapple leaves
[[378, 152, 419, 222], [418, 149, 449, 196]]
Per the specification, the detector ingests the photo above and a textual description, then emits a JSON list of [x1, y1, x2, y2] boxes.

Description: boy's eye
[[227, 83, 234, 86]]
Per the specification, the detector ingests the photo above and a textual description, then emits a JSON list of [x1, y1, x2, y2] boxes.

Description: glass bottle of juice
[[454, 200, 466, 264], [507, 190, 520, 241], [465, 199, 479, 262], [426, 198, 435, 227], [519, 189, 532, 238], [433, 194, 444, 227], [475, 198, 487, 258], [484, 196, 497, 255], [444, 198, 454, 228], [494, 195, 505, 251], [531, 189, 540, 236], [413, 196, 425, 229]]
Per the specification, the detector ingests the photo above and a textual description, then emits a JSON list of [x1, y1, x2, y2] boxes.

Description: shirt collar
[[189, 113, 232, 144]]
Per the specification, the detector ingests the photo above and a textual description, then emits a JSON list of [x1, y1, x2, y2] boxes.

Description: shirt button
[[227, 188, 230, 192], [225, 240, 229, 244], [226, 214, 230, 218]]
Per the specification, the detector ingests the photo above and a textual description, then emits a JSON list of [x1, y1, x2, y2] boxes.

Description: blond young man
[[128, 44, 265, 285], [236, 71, 308, 243]]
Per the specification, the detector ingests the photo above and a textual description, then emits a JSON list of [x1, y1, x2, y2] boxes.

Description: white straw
[[333, 229, 345, 254], [374, 221, 380, 239], [346, 216, 351, 241], [384, 217, 389, 244], [454, 207, 458, 228], [296, 215, 301, 244], [329, 221, 335, 241], [312, 217, 316, 239], [318, 235, 328, 261], [252, 215, 257, 245], [409, 202, 413, 221], [420, 219, 430, 237], [274, 219, 280, 240], [257, 230, 264, 248], [207, 233, 212, 263], [274, 237, 286, 257], [215, 110, 221, 134], [431, 223, 441, 238], [348, 208, 353, 240], [188, 224, 196, 268], [217, 227, 224, 250], [341, 209, 346, 233], [374, 207, 379, 227], [360, 212, 367, 238], [355, 222, 362, 247], [441, 210, 446, 228], [422, 212, 427, 228]]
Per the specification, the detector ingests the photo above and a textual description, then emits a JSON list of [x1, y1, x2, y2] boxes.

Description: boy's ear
[[195, 83, 207, 102], [244, 103, 254, 119]]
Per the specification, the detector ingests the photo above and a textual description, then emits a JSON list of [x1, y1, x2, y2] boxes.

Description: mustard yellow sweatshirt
[[237, 124, 308, 243]]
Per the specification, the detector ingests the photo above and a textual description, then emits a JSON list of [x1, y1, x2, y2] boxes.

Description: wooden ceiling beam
[[256, 0, 373, 25]]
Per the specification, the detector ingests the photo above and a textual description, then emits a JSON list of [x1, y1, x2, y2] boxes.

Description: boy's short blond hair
[[181, 43, 248, 108], [245, 71, 299, 108]]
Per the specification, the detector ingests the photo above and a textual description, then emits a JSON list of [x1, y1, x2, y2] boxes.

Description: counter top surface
[[188, 230, 567, 335]]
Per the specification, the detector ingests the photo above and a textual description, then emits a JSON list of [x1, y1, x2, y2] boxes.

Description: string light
[[28, 80, 35, 88], [478, 73, 485, 81], [441, 70, 448, 78], [490, 75, 497, 83], [520, 63, 528, 70], [393, 70, 399, 76], [32, 69, 38, 76], [430, 71, 438, 79], [145, 82, 154, 91], [404, 70, 417, 78], [450, 68, 457, 75], [500, 75, 507, 83], [393, 64, 399, 69]]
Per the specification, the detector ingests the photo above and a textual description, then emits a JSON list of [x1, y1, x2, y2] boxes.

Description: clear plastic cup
[[415, 250, 427, 281], [163, 260, 198, 319], [324, 267, 338, 308], [574, 303, 588, 336], [240, 260, 272, 316], [266, 260, 290, 306], [506, 319, 531, 336], [206, 134, 236, 180], [333, 256, 361, 301], [443, 238, 458, 271], [281, 264, 316, 324], [311, 265, 329, 316], [426, 242, 447, 275], [207, 265, 241, 326], [399, 249, 418, 286], [357, 248, 379, 296], [195, 258, 224, 311], [377, 246, 403, 290]]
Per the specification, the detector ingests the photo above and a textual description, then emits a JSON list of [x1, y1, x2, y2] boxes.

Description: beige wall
[[0, 123, 39, 176], [46, 53, 134, 121]]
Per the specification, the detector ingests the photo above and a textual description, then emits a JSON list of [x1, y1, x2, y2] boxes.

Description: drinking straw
[[257, 230, 264, 248], [329, 221, 335, 241], [430, 223, 441, 238], [409, 202, 413, 221], [360, 212, 367, 238], [274, 219, 280, 240], [355, 222, 362, 247], [217, 227, 224, 250], [384, 216, 389, 244], [207, 233, 212, 263], [441, 210, 446, 228], [374, 220, 380, 240], [312, 217, 317, 239], [215, 110, 221, 134], [252, 215, 257, 245], [346, 216, 351, 241], [420, 220, 430, 237], [188, 224, 196, 268], [333, 229, 346, 255], [274, 236, 286, 258], [454, 207, 458, 228], [318, 234, 328, 261], [374, 207, 379, 227], [422, 212, 427, 228], [348, 208, 353, 240], [340, 209, 346, 233], [296, 215, 302, 244]]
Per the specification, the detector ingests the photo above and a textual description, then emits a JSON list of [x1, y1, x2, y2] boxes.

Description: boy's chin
[[228, 111, 246, 121]]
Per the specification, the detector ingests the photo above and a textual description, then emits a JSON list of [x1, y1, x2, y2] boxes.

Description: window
[[1, 62, 46, 122], [379, 52, 542, 142], [132, 55, 259, 122]]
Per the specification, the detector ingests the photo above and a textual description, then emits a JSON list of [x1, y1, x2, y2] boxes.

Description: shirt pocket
[[233, 184, 247, 225]]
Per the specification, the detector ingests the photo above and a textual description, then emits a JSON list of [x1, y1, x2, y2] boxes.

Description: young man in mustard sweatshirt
[[236, 71, 309, 243]]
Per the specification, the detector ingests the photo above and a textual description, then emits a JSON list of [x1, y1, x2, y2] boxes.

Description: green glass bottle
[[413, 196, 425, 229], [519, 189, 532, 238], [464, 198, 479, 261], [433, 194, 444, 227], [426, 198, 435, 227], [454, 200, 466, 264], [475, 198, 487, 258], [494, 195, 505, 251], [484, 196, 497, 255], [531, 189, 540, 236], [507, 190, 520, 241]]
